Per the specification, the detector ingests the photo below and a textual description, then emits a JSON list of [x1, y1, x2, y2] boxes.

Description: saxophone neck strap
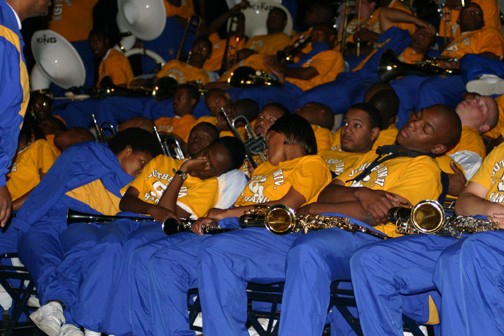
[[348, 145, 434, 183]]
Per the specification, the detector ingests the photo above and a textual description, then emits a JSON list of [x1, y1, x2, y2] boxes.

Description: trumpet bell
[[265, 204, 295, 234], [377, 49, 461, 83]]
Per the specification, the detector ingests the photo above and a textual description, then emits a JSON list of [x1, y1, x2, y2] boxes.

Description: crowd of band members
[[3, 0, 504, 335]]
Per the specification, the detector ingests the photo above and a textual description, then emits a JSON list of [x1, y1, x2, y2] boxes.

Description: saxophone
[[388, 200, 500, 238], [239, 204, 388, 239]]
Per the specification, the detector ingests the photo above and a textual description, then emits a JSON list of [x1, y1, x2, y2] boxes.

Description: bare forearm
[[455, 193, 504, 217], [282, 66, 318, 80], [318, 183, 358, 203], [119, 195, 156, 214]]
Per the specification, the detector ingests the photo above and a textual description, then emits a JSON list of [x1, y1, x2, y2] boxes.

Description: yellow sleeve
[[485, 95, 504, 139], [172, 115, 197, 141], [155, 117, 175, 134], [178, 177, 219, 218], [288, 155, 332, 204], [312, 126, 332, 152], [164, 0, 195, 18], [470, 142, 504, 192], [288, 50, 345, 91], [447, 126, 486, 158], [474, 0, 502, 32], [7, 140, 58, 201], [98, 50, 135, 87]]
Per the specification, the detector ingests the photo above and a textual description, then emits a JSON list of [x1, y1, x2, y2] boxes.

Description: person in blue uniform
[[0, 0, 51, 227]]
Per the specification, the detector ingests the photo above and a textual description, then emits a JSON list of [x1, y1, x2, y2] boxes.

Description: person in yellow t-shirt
[[155, 84, 199, 141], [343, 0, 417, 55], [438, 0, 502, 43], [209, 6, 292, 88], [225, 23, 345, 113], [134, 37, 213, 89], [319, 103, 381, 177], [121, 136, 245, 220], [195, 88, 232, 127], [8, 118, 59, 211], [250, 105, 460, 336], [393, 3, 504, 129], [44, 136, 246, 336], [130, 113, 332, 336], [89, 29, 134, 88]]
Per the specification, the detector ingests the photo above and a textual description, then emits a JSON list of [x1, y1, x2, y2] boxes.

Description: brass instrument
[[220, 107, 267, 168], [388, 200, 500, 238], [96, 76, 177, 101], [240, 204, 389, 239], [66, 209, 226, 235], [227, 66, 282, 87], [177, 16, 202, 63], [153, 126, 186, 160], [220, 11, 244, 73], [91, 114, 116, 143], [377, 50, 460, 82], [277, 33, 312, 64]]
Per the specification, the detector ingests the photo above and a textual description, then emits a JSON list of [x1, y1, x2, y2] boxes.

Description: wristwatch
[[173, 168, 188, 181]]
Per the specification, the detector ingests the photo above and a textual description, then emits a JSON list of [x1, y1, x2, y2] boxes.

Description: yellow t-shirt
[[398, 47, 425, 64], [48, 0, 98, 42], [164, 0, 195, 18], [288, 50, 345, 91], [441, 27, 504, 60], [447, 126, 486, 158], [155, 114, 197, 141], [125, 155, 218, 218], [471, 142, 504, 203], [345, 0, 415, 44], [438, 0, 502, 40], [7, 140, 58, 201], [337, 150, 443, 237], [235, 155, 332, 207], [97, 48, 135, 88], [157, 60, 211, 85], [319, 148, 365, 177], [485, 94, 504, 139], [373, 127, 398, 150], [312, 125, 333, 153], [204, 33, 247, 72]]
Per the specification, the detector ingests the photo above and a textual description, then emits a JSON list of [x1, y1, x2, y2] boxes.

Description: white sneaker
[[84, 329, 101, 336], [466, 74, 504, 96], [30, 301, 65, 336], [59, 324, 84, 336]]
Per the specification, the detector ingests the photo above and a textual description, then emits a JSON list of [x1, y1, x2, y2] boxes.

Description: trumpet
[[277, 33, 312, 64], [91, 114, 116, 143], [177, 16, 202, 63], [239, 204, 389, 239], [66, 209, 227, 235], [220, 107, 267, 168], [388, 200, 500, 238], [377, 50, 460, 82], [153, 126, 186, 160], [227, 66, 282, 87], [220, 11, 244, 73]]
